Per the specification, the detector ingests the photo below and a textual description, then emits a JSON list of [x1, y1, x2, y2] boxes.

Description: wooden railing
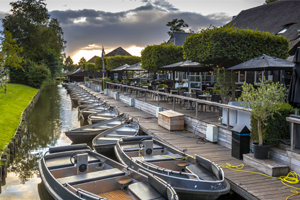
[[103, 82, 252, 128]]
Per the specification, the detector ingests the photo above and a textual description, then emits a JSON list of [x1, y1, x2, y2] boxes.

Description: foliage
[[177, 87, 188, 90], [63, 55, 77, 72], [239, 81, 286, 145], [105, 55, 141, 70], [251, 103, 294, 144], [265, 0, 278, 3], [102, 77, 111, 90], [95, 57, 107, 71], [213, 67, 236, 102], [9, 65, 29, 85], [1, 30, 24, 70], [43, 49, 61, 78], [2, 0, 66, 62], [183, 25, 290, 68], [166, 19, 189, 36], [78, 57, 86, 66], [83, 62, 96, 77], [141, 44, 184, 71], [0, 83, 38, 150], [28, 63, 50, 88]]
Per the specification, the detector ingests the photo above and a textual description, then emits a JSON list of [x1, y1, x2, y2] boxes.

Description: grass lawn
[[0, 83, 39, 151]]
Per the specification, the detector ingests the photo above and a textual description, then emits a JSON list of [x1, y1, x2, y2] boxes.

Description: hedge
[[250, 103, 294, 144], [28, 63, 50, 88], [105, 55, 141, 70], [183, 25, 290, 67], [141, 44, 184, 71]]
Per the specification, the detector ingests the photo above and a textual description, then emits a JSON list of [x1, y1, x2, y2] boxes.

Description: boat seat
[[186, 164, 218, 181], [57, 168, 125, 185], [97, 137, 120, 141], [117, 177, 133, 190], [123, 144, 164, 152], [133, 153, 184, 162], [106, 134, 134, 138], [128, 181, 165, 200]]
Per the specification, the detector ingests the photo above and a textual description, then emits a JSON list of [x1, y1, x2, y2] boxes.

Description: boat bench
[[57, 168, 125, 185], [123, 144, 164, 152], [128, 181, 165, 200], [106, 134, 134, 138], [133, 153, 184, 162], [47, 156, 99, 170]]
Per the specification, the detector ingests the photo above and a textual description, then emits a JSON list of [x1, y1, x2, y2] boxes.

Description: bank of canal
[[0, 84, 78, 199]]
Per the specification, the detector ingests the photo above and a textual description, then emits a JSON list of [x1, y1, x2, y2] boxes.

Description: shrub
[[9, 65, 29, 84], [28, 63, 50, 88], [250, 103, 294, 144], [105, 55, 141, 70], [183, 25, 289, 67]]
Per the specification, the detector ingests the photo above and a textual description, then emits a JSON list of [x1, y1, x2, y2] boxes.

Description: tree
[[2, 0, 66, 62], [183, 25, 289, 68], [213, 67, 236, 103], [83, 62, 96, 78], [239, 81, 286, 146], [141, 44, 184, 71], [63, 55, 77, 72], [43, 49, 61, 78], [78, 57, 86, 66], [166, 19, 189, 36], [105, 55, 141, 70]]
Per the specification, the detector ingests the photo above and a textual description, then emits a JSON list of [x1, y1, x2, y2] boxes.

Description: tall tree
[[63, 56, 76, 72], [43, 49, 61, 78], [166, 19, 189, 36], [2, 0, 65, 62], [78, 57, 87, 66]]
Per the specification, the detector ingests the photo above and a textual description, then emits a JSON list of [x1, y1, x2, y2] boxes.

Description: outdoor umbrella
[[122, 62, 145, 71], [160, 60, 212, 72], [288, 48, 300, 110], [226, 54, 294, 71], [111, 64, 130, 71]]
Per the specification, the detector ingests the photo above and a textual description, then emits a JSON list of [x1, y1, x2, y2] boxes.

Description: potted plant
[[239, 80, 286, 159]]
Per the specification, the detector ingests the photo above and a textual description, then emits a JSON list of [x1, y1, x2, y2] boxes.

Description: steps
[[243, 153, 289, 177]]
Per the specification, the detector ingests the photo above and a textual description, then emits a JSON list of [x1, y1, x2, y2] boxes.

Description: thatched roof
[[230, 0, 300, 55], [87, 56, 99, 63], [105, 47, 132, 57], [167, 32, 192, 46]]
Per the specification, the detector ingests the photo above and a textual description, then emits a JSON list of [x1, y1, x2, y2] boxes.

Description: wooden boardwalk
[[85, 87, 300, 200]]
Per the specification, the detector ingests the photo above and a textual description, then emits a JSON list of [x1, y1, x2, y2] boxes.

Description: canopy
[[160, 60, 212, 72], [111, 64, 130, 71], [227, 54, 294, 71], [123, 63, 145, 71]]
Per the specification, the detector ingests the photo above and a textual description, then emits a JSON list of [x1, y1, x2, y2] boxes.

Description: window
[[236, 71, 246, 83], [255, 71, 263, 83], [183, 72, 187, 80], [276, 23, 294, 35], [175, 71, 179, 80]]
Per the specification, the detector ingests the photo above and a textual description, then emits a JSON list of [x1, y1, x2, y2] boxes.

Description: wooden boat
[[65, 114, 127, 143], [38, 144, 178, 200], [115, 136, 230, 200], [93, 117, 139, 157], [87, 106, 119, 125]]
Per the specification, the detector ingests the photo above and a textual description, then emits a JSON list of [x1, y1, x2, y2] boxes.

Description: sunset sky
[[0, 0, 266, 64]]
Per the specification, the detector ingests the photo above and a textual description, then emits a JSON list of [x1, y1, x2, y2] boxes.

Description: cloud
[[206, 12, 233, 23], [50, 5, 229, 57]]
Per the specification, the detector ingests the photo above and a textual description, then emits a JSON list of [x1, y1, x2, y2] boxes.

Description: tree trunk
[[258, 118, 263, 146], [4, 85, 6, 94]]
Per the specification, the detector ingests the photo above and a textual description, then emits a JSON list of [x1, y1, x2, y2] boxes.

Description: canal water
[[0, 84, 77, 199], [0, 84, 244, 200]]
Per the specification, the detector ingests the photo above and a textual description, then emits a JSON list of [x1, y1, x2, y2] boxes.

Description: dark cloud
[[50, 5, 229, 56]]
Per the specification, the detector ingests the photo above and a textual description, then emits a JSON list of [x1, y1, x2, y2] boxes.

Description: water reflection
[[0, 84, 80, 199]]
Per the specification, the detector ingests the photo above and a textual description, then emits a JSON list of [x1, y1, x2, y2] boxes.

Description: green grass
[[0, 84, 39, 151]]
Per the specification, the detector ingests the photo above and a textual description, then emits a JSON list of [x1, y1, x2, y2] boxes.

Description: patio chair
[[209, 94, 221, 112]]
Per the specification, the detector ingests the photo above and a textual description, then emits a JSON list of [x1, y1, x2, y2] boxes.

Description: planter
[[253, 142, 270, 159]]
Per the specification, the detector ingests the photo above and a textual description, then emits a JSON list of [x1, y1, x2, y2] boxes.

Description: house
[[105, 47, 132, 57], [230, 0, 300, 85], [166, 32, 192, 46], [231, 0, 300, 56]]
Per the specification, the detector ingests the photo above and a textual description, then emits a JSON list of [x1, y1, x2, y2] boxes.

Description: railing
[[102, 82, 251, 128]]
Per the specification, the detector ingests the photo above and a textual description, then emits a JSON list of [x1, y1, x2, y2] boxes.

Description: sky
[[0, 0, 266, 64]]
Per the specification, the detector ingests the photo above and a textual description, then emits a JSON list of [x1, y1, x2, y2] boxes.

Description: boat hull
[[65, 130, 106, 143]]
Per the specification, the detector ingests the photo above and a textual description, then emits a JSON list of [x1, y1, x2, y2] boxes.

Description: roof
[[111, 64, 131, 71], [167, 32, 192, 46], [230, 0, 300, 55], [105, 47, 132, 57], [123, 62, 145, 71], [160, 60, 212, 72], [87, 56, 99, 63]]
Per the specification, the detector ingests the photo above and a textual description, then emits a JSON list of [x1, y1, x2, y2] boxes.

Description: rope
[[220, 163, 300, 200]]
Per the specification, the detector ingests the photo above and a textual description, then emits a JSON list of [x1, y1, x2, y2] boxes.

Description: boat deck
[[85, 85, 300, 200], [99, 190, 132, 200]]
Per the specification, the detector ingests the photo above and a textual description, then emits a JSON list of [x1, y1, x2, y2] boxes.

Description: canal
[[0, 84, 77, 199], [0, 84, 243, 200]]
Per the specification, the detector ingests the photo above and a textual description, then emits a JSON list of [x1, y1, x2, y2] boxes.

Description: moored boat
[[87, 106, 119, 125], [65, 113, 128, 143], [93, 117, 139, 157], [115, 136, 230, 200], [38, 144, 179, 200]]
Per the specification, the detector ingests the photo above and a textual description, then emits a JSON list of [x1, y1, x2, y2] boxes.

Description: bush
[[9, 65, 29, 85], [28, 63, 50, 88], [183, 25, 289, 67], [250, 103, 294, 144], [141, 44, 184, 71]]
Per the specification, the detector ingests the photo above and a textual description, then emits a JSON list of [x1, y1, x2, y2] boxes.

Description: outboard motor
[[142, 140, 153, 156], [75, 153, 88, 175]]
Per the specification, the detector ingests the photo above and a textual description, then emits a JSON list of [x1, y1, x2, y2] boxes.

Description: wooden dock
[[85, 86, 300, 200]]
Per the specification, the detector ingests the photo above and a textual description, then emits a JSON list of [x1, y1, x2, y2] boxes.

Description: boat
[[65, 113, 128, 143], [38, 144, 178, 200], [79, 101, 110, 121], [78, 101, 104, 111], [93, 117, 139, 157], [115, 136, 230, 200], [87, 106, 119, 125]]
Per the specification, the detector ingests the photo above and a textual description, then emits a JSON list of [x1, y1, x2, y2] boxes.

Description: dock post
[[227, 108, 230, 128], [196, 102, 198, 118]]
